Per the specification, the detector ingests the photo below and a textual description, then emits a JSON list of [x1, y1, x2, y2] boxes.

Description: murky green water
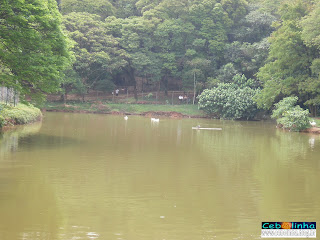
[[0, 112, 319, 240]]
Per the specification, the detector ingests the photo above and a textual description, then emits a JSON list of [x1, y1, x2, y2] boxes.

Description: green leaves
[[60, 0, 115, 20], [198, 75, 260, 120], [0, 0, 71, 101], [63, 12, 128, 91], [255, 0, 319, 110], [271, 97, 310, 131]]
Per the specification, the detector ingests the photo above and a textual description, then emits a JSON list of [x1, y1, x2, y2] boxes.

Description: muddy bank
[[301, 127, 320, 134]]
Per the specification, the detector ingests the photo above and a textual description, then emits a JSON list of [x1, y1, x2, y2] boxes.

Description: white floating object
[[124, 116, 128, 120], [160, 216, 165, 219], [151, 118, 159, 122], [192, 127, 222, 130]]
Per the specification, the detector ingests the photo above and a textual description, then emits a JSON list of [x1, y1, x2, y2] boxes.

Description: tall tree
[[300, 1, 320, 115], [60, 0, 115, 20], [255, 0, 317, 110], [63, 13, 128, 96], [0, 0, 71, 101]]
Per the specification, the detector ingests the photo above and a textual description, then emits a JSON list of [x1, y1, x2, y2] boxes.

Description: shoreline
[[301, 127, 320, 134], [44, 105, 320, 134], [43, 102, 208, 119], [1, 103, 42, 129], [44, 108, 208, 119]]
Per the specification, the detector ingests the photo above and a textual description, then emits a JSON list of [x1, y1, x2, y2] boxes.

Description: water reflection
[[18, 134, 83, 150], [0, 123, 42, 157], [0, 113, 319, 240], [0, 123, 64, 240]]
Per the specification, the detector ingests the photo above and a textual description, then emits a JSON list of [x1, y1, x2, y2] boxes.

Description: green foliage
[[0, 0, 72, 101], [217, 63, 239, 83], [0, 115, 5, 128], [255, 0, 319, 110], [49, 0, 319, 114], [300, 1, 320, 48], [198, 75, 260, 120], [1, 104, 42, 126], [255, 0, 320, 109], [60, 0, 115, 19], [63, 13, 128, 92], [271, 97, 310, 131], [271, 96, 298, 119], [145, 93, 154, 99]]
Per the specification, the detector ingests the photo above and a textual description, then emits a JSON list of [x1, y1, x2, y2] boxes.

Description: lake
[[0, 112, 319, 240]]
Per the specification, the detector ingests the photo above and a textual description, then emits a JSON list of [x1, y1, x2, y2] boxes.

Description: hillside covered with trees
[[1, 0, 320, 120]]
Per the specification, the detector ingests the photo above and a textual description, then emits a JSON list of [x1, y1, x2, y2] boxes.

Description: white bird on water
[[310, 120, 316, 127], [124, 116, 128, 120], [151, 118, 159, 122]]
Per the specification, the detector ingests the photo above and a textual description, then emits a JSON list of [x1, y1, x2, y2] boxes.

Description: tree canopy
[[0, 0, 71, 101], [1, 0, 320, 115]]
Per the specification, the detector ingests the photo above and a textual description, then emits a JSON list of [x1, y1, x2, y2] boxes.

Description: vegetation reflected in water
[[0, 112, 319, 240]]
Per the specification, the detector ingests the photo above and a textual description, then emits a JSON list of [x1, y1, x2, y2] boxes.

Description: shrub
[[271, 97, 310, 131], [1, 104, 42, 126], [271, 96, 298, 119], [0, 115, 6, 128], [198, 82, 260, 120], [145, 93, 154, 99]]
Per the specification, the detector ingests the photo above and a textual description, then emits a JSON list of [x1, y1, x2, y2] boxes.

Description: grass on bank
[[44, 101, 205, 117], [0, 103, 42, 127]]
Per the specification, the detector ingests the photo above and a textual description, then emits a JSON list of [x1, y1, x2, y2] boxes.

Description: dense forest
[[1, 0, 320, 118]]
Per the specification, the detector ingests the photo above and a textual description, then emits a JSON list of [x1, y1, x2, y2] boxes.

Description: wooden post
[[193, 72, 196, 105], [156, 92, 158, 103], [172, 91, 174, 105], [126, 88, 128, 102]]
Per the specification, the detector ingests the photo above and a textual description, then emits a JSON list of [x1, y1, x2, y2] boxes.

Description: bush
[[0, 115, 6, 128], [144, 93, 153, 99], [198, 82, 260, 120], [271, 96, 298, 119], [1, 104, 42, 126], [271, 97, 310, 131]]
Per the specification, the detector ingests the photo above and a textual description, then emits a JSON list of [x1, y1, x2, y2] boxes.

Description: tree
[[113, 0, 141, 18], [230, 3, 276, 43], [0, 0, 71, 101], [300, 2, 320, 115], [223, 39, 270, 80], [60, 0, 115, 20], [63, 13, 128, 95], [255, 0, 317, 110], [106, 16, 158, 99]]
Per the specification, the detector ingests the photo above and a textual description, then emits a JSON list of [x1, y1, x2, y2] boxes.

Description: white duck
[[151, 118, 159, 122], [124, 116, 128, 120], [310, 120, 316, 127]]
